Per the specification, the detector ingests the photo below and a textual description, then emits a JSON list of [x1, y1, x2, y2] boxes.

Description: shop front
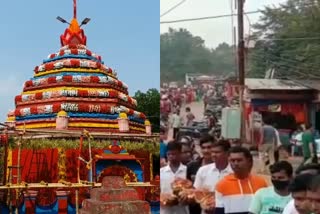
[[245, 100, 309, 146], [242, 78, 317, 145]]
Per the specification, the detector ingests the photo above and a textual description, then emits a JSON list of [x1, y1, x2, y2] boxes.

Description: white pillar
[[56, 111, 69, 130], [145, 119, 152, 135], [118, 113, 129, 132]]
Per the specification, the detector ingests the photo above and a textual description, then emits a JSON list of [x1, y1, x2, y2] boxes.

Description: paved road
[[182, 102, 204, 120]]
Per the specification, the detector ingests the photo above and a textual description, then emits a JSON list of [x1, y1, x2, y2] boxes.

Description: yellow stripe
[[68, 123, 119, 128], [130, 126, 146, 132], [16, 123, 56, 129], [22, 87, 117, 95], [16, 123, 145, 132], [34, 68, 116, 78], [16, 123, 118, 129], [6, 149, 12, 183]]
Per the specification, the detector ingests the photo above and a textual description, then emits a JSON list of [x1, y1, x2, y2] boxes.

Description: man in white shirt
[[283, 173, 316, 214], [194, 140, 233, 214], [160, 141, 189, 214], [170, 110, 183, 139]]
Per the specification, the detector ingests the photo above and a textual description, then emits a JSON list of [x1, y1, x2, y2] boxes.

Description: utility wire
[[249, 53, 319, 72], [256, 37, 320, 41], [249, 59, 318, 80], [250, 52, 320, 71], [160, 10, 260, 24], [269, 62, 320, 79], [249, 54, 320, 79], [252, 47, 320, 54], [160, 0, 187, 18]]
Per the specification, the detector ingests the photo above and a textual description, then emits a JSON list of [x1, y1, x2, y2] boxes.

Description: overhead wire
[[256, 37, 320, 41], [246, 1, 320, 79], [252, 47, 320, 54], [249, 54, 320, 79], [160, 1, 319, 24], [248, 20, 320, 76], [160, 11, 260, 24], [160, 0, 187, 18], [268, 62, 320, 79], [248, 59, 316, 80], [250, 50, 320, 71], [160, 0, 320, 80]]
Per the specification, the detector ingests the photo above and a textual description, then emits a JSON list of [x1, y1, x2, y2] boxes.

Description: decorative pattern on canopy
[[11, 0, 147, 133]]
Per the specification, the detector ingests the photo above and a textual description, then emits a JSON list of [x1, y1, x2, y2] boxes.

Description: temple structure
[[9, 0, 150, 134]]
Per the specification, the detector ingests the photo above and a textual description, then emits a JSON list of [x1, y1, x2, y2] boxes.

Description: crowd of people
[[160, 84, 219, 119], [257, 120, 319, 173], [160, 83, 223, 141], [159, 82, 320, 214], [160, 134, 320, 214]]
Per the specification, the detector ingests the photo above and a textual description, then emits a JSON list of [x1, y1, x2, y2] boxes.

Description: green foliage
[[248, 0, 320, 79], [134, 88, 160, 133], [160, 28, 236, 82], [10, 139, 160, 155]]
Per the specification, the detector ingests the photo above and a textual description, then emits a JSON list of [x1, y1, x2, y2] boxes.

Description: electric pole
[[237, 0, 246, 143]]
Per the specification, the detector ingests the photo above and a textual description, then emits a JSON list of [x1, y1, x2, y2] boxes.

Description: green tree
[[161, 28, 236, 82], [248, 0, 320, 79], [134, 89, 160, 133]]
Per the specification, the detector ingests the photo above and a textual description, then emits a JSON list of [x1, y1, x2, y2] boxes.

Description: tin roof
[[293, 80, 320, 91], [245, 78, 313, 90]]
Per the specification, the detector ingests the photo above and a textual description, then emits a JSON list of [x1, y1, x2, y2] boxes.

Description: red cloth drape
[[252, 103, 305, 123], [281, 104, 305, 123]]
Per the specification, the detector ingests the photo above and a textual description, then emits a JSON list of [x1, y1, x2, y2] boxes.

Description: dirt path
[[167, 101, 204, 141]]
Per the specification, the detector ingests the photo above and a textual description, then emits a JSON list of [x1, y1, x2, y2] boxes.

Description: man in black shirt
[[186, 134, 215, 214], [181, 143, 193, 165]]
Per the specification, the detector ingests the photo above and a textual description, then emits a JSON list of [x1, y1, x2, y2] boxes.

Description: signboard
[[268, 104, 281, 112]]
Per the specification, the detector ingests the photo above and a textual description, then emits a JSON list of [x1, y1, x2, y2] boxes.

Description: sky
[[160, 0, 287, 48], [0, 0, 160, 121]]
